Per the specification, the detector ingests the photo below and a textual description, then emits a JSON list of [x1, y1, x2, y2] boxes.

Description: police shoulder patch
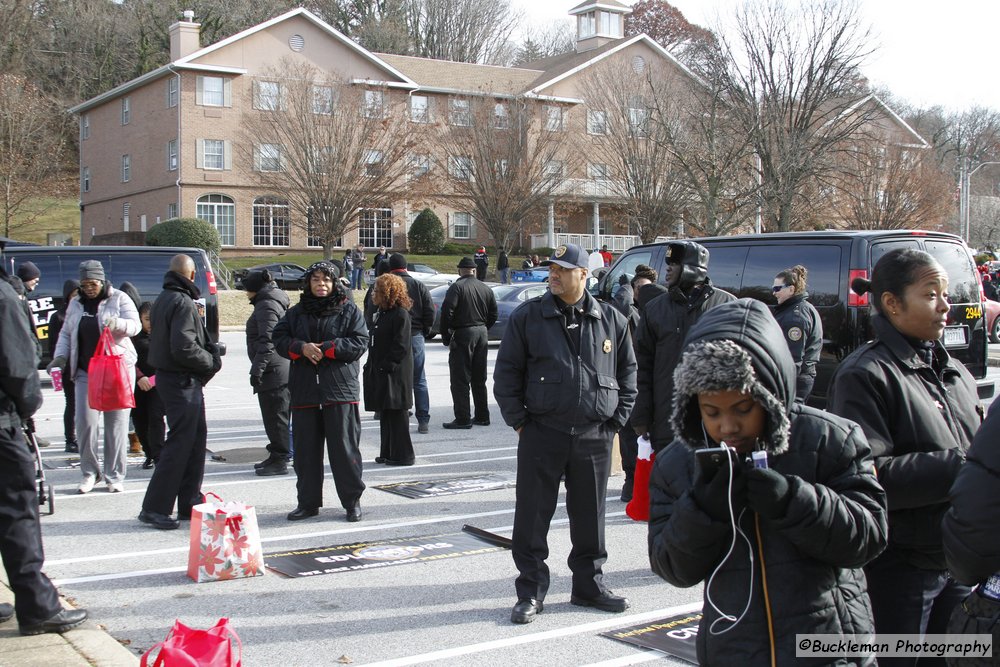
[[787, 326, 803, 342]]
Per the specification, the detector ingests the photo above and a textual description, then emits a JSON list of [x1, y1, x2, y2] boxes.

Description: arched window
[[253, 196, 290, 247], [196, 194, 235, 246]]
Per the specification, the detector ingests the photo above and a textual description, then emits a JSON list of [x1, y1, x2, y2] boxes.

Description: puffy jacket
[[54, 286, 140, 381], [648, 299, 888, 666], [148, 272, 216, 380], [363, 306, 413, 411], [0, 277, 41, 423], [633, 280, 735, 450], [944, 401, 1000, 586], [828, 314, 982, 570], [246, 283, 290, 392], [272, 295, 369, 407], [771, 292, 823, 393], [493, 290, 637, 434]]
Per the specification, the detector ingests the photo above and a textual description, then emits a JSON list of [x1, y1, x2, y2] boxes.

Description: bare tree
[[579, 61, 692, 243], [718, 0, 878, 232], [513, 21, 575, 66], [432, 95, 575, 251], [624, 0, 719, 75], [970, 195, 1000, 251], [0, 74, 66, 237], [241, 61, 421, 259]]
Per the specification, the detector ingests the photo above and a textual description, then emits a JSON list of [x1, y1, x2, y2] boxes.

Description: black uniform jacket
[[944, 401, 1000, 586], [649, 299, 887, 666], [0, 277, 42, 423], [149, 272, 216, 381], [633, 280, 735, 450], [246, 283, 290, 392], [273, 295, 369, 408], [493, 290, 637, 435], [363, 306, 413, 411], [439, 275, 497, 343], [771, 292, 823, 381], [828, 314, 982, 570], [389, 269, 434, 337]]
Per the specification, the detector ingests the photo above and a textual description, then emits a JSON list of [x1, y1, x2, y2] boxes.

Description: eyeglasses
[[80, 280, 102, 288], [771, 285, 788, 292]]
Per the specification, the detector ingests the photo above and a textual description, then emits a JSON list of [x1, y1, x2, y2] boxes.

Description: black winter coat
[[439, 275, 497, 343], [944, 401, 1000, 586], [363, 306, 413, 411], [494, 290, 637, 434], [149, 272, 217, 382], [828, 314, 982, 570], [771, 292, 823, 398], [0, 277, 42, 422], [389, 269, 434, 337], [649, 299, 887, 666], [245, 283, 290, 393], [272, 295, 369, 407], [633, 281, 736, 450]]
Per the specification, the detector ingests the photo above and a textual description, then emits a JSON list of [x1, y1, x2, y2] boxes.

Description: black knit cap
[[388, 253, 407, 270], [242, 269, 270, 293], [17, 261, 40, 281], [304, 261, 340, 281]]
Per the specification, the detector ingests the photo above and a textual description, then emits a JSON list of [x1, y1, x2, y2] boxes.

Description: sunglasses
[[772, 285, 789, 292]]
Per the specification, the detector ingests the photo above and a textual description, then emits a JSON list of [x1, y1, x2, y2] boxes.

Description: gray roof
[[374, 53, 543, 95]]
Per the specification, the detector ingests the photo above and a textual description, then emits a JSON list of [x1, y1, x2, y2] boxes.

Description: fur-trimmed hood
[[670, 298, 796, 455]]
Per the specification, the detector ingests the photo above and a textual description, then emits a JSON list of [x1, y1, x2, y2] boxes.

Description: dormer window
[[577, 10, 622, 39]]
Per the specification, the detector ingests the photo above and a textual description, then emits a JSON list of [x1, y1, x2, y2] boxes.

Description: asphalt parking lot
[[25, 331, 699, 666]]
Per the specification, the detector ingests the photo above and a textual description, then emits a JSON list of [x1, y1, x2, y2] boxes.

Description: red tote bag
[[87, 326, 135, 411], [140, 618, 242, 667]]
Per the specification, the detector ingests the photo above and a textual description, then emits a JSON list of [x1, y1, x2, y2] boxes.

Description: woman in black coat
[[364, 274, 414, 466], [273, 261, 370, 523], [829, 249, 983, 665], [771, 264, 823, 403]]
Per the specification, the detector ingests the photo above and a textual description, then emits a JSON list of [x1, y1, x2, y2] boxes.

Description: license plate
[[943, 326, 967, 347]]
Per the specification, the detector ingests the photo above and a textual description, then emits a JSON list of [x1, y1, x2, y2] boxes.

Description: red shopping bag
[[188, 493, 265, 583], [87, 326, 135, 411], [626, 436, 655, 522], [140, 618, 242, 667]]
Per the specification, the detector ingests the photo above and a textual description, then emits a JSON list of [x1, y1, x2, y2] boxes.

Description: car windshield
[[411, 264, 437, 274], [492, 285, 521, 300]]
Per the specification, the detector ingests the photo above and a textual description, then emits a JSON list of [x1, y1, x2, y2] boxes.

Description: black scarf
[[300, 287, 347, 317], [79, 282, 110, 305], [164, 271, 201, 299]]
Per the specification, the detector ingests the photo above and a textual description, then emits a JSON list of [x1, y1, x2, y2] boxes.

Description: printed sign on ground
[[602, 611, 702, 664], [373, 473, 516, 499]]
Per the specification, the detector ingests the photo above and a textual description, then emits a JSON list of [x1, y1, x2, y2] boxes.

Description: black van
[[0, 245, 224, 364], [597, 230, 994, 406]]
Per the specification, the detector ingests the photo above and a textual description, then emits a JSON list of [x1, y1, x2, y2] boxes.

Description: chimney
[[169, 10, 201, 61]]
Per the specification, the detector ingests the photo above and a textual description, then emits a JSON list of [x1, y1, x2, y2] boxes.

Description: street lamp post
[[960, 159, 1000, 244]]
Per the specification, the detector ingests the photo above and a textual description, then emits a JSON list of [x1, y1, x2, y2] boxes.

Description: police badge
[[603, 338, 612, 353], [555, 245, 568, 258], [788, 326, 803, 342]]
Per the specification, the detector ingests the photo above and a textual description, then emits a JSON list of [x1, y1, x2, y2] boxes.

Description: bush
[[442, 242, 481, 255], [146, 217, 221, 254], [408, 208, 445, 254]]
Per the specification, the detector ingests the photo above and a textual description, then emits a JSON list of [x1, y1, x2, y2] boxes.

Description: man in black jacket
[[0, 268, 88, 635], [494, 243, 637, 624], [243, 269, 291, 476], [440, 257, 497, 429], [474, 246, 489, 281], [497, 250, 510, 284], [139, 255, 221, 530], [387, 254, 435, 433], [632, 241, 735, 453]]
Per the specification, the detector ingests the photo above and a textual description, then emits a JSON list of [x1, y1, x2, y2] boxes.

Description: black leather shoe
[[0, 602, 13, 623], [511, 598, 543, 624], [346, 504, 362, 522], [287, 507, 319, 521], [620, 478, 634, 503], [442, 420, 473, 429], [138, 510, 180, 530], [64, 441, 79, 453], [254, 454, 284, 470], [141, 457, 155, 470], [570, 590, 629, 613], [384, 459, 414, 466], [256, 460, 288, 476], [374, 456, 386, 464], [19, 608, 88, 636], [472, 418, 491, 426]]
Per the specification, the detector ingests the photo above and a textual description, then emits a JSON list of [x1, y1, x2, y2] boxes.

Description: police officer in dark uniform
[[771, 265, 823, 403], [494, 243, 637, 624], [440, 257, 497, 429], [0, 265, 88, 635]]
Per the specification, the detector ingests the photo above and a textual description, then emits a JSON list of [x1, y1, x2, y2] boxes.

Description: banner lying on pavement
[[373, 473, 516, 499], [602, 611, 702, 664]]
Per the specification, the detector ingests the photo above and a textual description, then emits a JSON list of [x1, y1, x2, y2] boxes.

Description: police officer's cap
[[540, 244, 589, 270]]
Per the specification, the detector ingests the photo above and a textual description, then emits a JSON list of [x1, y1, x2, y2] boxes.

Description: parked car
[[427, 282, 546, 340], [364, 261, 460, 288], [233, 262, 307, 290], [0, 244, 225, 365], [985, 297, 1000, 343], [597, 230, 994, 406]]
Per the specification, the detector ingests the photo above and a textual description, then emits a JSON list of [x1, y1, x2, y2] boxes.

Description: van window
[[604, 249, 654, 300], [742, 245, 842, 307], [870, 240, 919, 268], [924, 240, 979, 305], [107, 254, 175, 301], [705, 246, 747, 295]]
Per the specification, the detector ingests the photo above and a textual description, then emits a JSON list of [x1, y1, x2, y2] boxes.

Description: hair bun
[[261, 269, 272, 283], [851, 276, 872, 296]]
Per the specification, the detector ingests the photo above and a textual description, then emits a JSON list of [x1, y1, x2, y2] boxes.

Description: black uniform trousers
[[512, 420, 612, 601], [448, 325, 490, 422], [378, 408, 414, 464], [618, 416, 637, 481], [62, 376, 76, 445], [141, 371, 207, 517], [132, 386, 165, 461], [292, 402, 364, 510], [0, 422, 62, 625], [257, 385, 290, 458]]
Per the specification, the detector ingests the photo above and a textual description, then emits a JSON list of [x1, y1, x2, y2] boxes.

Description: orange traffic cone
[[626, 436, 655, 522]]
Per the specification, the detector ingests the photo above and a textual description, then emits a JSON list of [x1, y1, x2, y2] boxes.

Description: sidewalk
[[0, 572, 138, 667], [990, 345, 1000, 367]]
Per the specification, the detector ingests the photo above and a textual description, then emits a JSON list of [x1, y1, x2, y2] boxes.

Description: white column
[[547, 202, 555, 248], [592, 202, 601, 241]]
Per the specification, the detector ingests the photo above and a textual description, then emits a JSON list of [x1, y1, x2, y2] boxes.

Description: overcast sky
[[511, 0, 999, 113]]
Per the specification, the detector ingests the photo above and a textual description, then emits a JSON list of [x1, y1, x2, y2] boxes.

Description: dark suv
[[1, 245, 224, 364], [597, 230, 994, 406]]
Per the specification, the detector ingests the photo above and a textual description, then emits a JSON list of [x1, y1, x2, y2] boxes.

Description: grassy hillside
[[6, 196, 79, 245]]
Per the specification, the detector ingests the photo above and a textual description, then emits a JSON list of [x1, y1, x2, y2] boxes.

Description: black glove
[[744, 467, 792, 520], [250, 374, 261, 389], [690, 463, 746, 522], [207, 342, 222, 373], [441, 336, 451, 346]]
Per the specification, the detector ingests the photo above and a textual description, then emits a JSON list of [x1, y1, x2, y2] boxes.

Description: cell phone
[[695, 447, 739, 477]]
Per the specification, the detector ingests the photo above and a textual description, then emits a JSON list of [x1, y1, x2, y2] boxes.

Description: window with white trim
[[451, 212, 472, 239], [81, 167, 90, 193], [410, 95, 429, 123], [544, 105, 563, 132], [410, 154, 430, 179], [588, 162, 610, 180], [543, 160, 564, 178], [202, 139, 225, 170], [587, 109, 607, 135], [252, 196, 290, 246], [306, 205, 335, 248], [123, 202, 130, 231], [81, 115, 90, 141], [494, 159, 509, 177], [363, 149, 383, 178], [254, 80, 282, 111], [256, 144, 283, 172], [312, 85, 334, 115], [196, 194, 235, 246], [121, 154, 131, 182], [449, 155, 473, 181], [579, 11, 596, 38], [358, 208, 393, 247], [167, 77, 178, 108], [628, 105, 650, 137], [121, 97, 130, 125], [167, 139, 178, 171], [363, 90, 385, 119], [449, 98, 471, 126], [167, 203, 177, 220], [494, 103, 510, 129], [197, 76, 229, 107], [310, 146, 332, 174]]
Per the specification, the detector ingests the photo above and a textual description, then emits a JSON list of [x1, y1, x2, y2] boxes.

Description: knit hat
[[457, 257, 477, 269], [671, 338, 790, 455], [304, 261, 339, 282], [242, 269, 271, 293], [78, 260, 106, 282], [16, 261, 40, 282], [388, 253, 407, 270]]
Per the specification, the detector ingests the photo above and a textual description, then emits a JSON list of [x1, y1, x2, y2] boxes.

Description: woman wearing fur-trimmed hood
[[648, 299, 887, 665]]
